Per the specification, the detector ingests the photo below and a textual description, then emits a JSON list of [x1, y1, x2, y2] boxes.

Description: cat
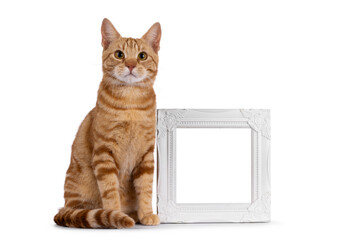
[[54, 18, 161, 229]]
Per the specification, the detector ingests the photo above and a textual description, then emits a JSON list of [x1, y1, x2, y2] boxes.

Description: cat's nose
[[125, 59, 137, 73]]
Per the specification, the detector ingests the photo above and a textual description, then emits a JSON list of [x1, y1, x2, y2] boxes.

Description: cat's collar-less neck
[[99, 80, 155, 99]]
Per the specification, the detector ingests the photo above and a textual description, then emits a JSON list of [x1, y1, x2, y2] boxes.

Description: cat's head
[[101, 18, 161, 87]]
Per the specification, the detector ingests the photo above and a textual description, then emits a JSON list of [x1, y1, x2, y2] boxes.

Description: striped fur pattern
[[54, 18, 161, 228]]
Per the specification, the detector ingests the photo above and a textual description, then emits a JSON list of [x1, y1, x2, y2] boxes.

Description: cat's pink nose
[[125, 59, 137, 73]]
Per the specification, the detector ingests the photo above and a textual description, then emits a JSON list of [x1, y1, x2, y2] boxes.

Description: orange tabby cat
[[54, 18, 161, 228]]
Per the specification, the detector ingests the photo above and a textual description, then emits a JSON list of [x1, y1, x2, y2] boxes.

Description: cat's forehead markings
[[133, 39, 140, 51], [125, 38, 131, 48], [124, 38, 132, 48], [120, 38, 141, 52]]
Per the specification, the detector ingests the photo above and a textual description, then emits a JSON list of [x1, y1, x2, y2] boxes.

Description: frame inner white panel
[[176, 128, 252, 203]]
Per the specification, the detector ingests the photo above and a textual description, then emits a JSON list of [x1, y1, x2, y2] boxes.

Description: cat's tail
[[54, 208, 135, 229]]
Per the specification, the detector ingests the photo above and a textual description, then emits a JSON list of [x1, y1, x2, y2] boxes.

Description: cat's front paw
[[140, 214, 160, 226]]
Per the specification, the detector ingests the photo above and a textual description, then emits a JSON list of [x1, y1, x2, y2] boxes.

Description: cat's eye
[[138, 52, 148, 61], [114, 50, 124, 59]]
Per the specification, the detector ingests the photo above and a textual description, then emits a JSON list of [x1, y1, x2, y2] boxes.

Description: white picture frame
[[156, 109, 271, 223]]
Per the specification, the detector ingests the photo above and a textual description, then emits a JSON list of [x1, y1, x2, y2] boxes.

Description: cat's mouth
[[117, 72, 145, 84], [127, 73, 136, 77], [112, 69, 146, 84], [124, 73, 139, 81]]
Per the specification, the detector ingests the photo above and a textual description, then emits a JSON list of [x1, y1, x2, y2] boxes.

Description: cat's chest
[[113, 121, 153, 143], [112, 121, 155, 170]]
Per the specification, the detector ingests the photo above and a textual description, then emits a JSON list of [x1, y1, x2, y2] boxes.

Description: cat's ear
[[142, 22, 161, 53], [101, 18, 121, 49]]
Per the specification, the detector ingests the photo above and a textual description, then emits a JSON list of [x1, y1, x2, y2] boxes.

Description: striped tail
[[54, 208, 135, 229]]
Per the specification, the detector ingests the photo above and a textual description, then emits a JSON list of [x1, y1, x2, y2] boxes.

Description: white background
[[0, 0, 343, 239], [176, 128, 251, 203]]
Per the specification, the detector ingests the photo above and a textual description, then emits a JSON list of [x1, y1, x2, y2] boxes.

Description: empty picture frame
[[156, 109, 271, 223]]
